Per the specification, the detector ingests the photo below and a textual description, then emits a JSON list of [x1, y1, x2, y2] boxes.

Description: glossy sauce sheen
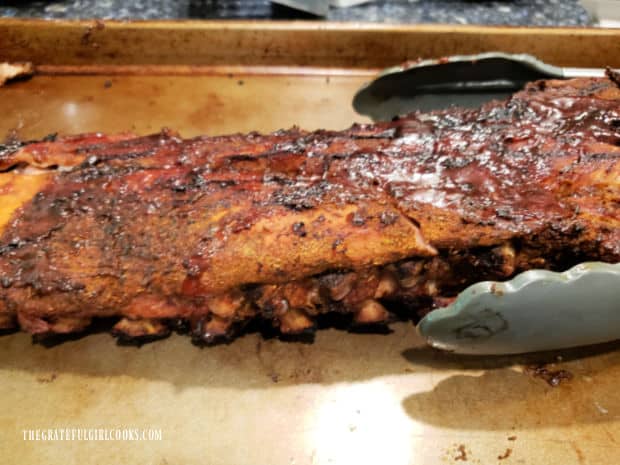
[[0, 77, 618, 341]]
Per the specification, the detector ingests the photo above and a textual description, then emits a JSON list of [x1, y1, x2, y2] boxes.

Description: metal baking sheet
[[1, 20, 620, 465]]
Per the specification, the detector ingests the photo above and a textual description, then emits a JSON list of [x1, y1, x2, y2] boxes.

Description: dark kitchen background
[[0, 0, 600, 25]]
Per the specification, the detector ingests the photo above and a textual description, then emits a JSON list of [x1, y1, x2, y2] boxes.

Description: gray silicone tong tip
[[353, 52, 607, 121], [417, 263, 620, 355]]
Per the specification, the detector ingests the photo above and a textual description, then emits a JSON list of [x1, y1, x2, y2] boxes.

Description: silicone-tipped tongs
[[353, 52, 610, 121], [352, 53, 620, 354], [417, 263, 620, 355]]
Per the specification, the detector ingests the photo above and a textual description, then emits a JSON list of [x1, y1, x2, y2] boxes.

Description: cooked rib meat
[[0, 76, 619, 342]]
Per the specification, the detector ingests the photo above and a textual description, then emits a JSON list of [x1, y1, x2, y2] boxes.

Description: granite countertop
[[0, 0, 592, 25]]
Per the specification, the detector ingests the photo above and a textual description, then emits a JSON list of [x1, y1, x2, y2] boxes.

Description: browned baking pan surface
[[1, 19, 619, 465]]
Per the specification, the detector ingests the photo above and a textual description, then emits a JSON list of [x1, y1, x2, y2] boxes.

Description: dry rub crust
[[0, 76, 618, 343]]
